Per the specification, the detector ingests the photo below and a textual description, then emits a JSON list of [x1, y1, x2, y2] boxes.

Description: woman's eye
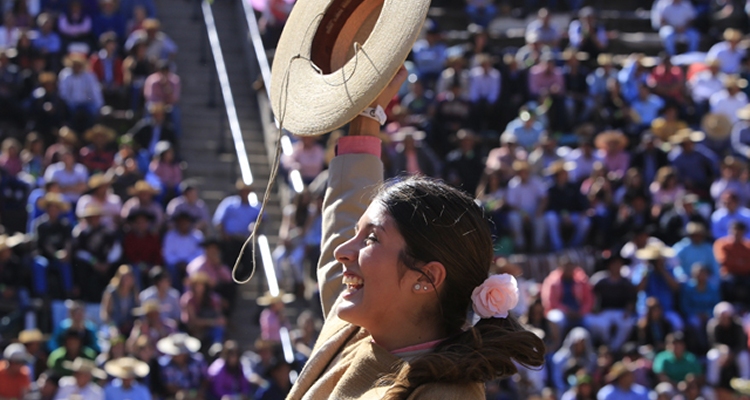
[[365, 235, 378, 244]]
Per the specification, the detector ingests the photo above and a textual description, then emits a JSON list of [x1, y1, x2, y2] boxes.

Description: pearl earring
[[423, 286, 428, 290], [414, 283, 421, 290]]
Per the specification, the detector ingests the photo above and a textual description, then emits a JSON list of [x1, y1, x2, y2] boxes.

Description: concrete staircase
[[156, 0, 282, 343]]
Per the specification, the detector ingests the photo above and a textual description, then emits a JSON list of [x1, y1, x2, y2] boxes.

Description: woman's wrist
[[349, 115, 382, 136]]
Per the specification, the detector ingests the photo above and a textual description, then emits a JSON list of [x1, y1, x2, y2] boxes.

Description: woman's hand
[[349, 65, 408, 136]]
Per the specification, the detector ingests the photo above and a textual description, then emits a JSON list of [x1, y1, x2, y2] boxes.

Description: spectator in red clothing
[[79, 124, 116, 175], [89, 32, 125, 107], [122, 209, 162, 278], [0, 344, 33, 399], [648, 53, 686, 105], [541, 254, 595, 333], [714, 220, 750, 304]]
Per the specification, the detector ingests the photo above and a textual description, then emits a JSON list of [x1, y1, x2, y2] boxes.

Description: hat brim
[[270, 0, 431, 136], [156, 335, 202, 355], [257, 292, 296, 306], [104, 358, 150, 379]]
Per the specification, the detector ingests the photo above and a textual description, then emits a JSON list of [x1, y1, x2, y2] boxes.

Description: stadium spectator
[[43, 148, 88, 203], [73, 203, 121, 302], [166, 182, 211, 232], [280, 136, 325, 186], [32, 193, 74, 298], [587, 252, 637, 352], [707, 28, 745, 74], [597, 361, 651, 400], [180, 273, 224, 345], [569, 7, 608, 56], [411, 20, 447, 90], [711, 191, 750, 239], [653, 0, 701, 55], [544, 160, 591, 251], [76, 173, 122, 230], [48, 300, 99, 353], [0, 343, 33, 399], [541, 255, 594, 333], [506, 160, 547, 252], [121, 180, 164, 229], [93, 0, 127, 41], [122, 209, 161, 270], [149, 141, 181, 203], [551, 327, 597, 394], [673, 222, 719, 279], [156, 333, 206, 399], [54, 358, 105, 400], [139, 266, 181, 323], [652, 331, 703, 384], [89, 33, 125, 107], [100, 264, 139, 334], [102, 357, 151, 400], [207, 340, 253, 399], [706, 302, 750, 381], [679, 263, 721, 349], [213, 179, 261, 268], [58, 53, 103, 131], [670, 129, 716, 197], [710, 75, 749, 125], [47, 330, 97, 376], [186, 238, 233, 307], [128, 299, 177, 346]]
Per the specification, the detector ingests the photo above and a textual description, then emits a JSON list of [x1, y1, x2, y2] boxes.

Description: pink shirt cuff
[[337, 136, 381, 158]]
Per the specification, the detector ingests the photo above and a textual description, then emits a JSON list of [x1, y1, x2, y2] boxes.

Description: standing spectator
[[443, 129, 484, 195], [207, 341, 253, 400], [653, 0, 700, 55], [139, 266, 181, 323], [32, 193, 74, 298], [587, 252, 638, 352], [597, 362, 651, 400], [467, 55, 501, 133], [43, 149, 88, 203], [102, 357, 151, 400], [706, 28, 745, 74], [166, 182, 211, 232], [541, 255, 594, 333], [213, 180, 262, 269], [411, 20, 447, 90], [58, 53, 104, 130], [506, 160, 547, 252], [156, 334, 206, 399], [710, 75, 749, 125], [180, 273, 225, 345], [569, 7, 608, 56], [0, 343, 33, 399], [73, 204, 120, 303], [544, 161, 591, 251], [76, 173, 122, 230], [54, 358, 105, 400], [714, 220, 750, 303], [280, 136, 325, 186], [711, 191, 750, 240], [652, 332, 703, 384]]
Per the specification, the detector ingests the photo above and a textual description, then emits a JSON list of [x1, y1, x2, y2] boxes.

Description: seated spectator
[[526, 8, 559, 48], [127, 102, 176, 158], [162, 210, 203, 287], [630, 86, 666, 133], [670, 129, 716, 198], [706, 302, 750, 382], [0, 138, 22, 176], [19, 329, 50, 380], [569, 7, 608, 56], [528, 133, 560, 176], [79, 125, 117, 175], [689, 59, 725, 115], [111, 155, 143, 201], [653, 0, 700, 55], [32, 193, 74, 298], [486, 133, 527, 181], [213, 180, 262, 269], [712, 191, 750, 239], [143, 60, 180, 116], [711, 156, 749, 205], [630, 133, 669, 186], [73, 204, 120, 303], [89, 33, 125, 107], [258, 290, 293, 343], [102, 357, 151, 400], [673, 222, 719, 280], [443, 129, 483, 195], [653, 332, 703, 384], [128, 299, 177, 347], [254, 358, 293, 400], [29, 75, 70, 140], [410, 20, 447, 90], [100, 264, 139, 334], [506, 160, 547, 252], [528, 53, 565, 100], [388, 127, 441, 178], [58, 53, 104, 130], [156, 334, 206, 399], [58, 0, 93, 49], [633, 244, 683, 331], [468, 54, 501, 133], [564, 138, 599, 184], [436, 56, 469, 98], [186, 238, 233, 310], [207, 340, 253, 399], [400, 79, 433, 131], [55, 359, 104, 400], [122, 209, 161, 271], [180, 273, 225, 345], [139, 266, 181, 323], [166, 182, 210, 232], [504, 109, 545, 152], [0, 343, 33, 399], [432, 83, 471, 155], [47, 330, 97, 376], [707, 28, 745, 75], [76, 173, 122, 231], [0, 12, 21, 48], [594, 130, 629, 180], [43, 149, 88, 203], [280, 135, 325, 186], [551, 327, 597, 394], [465, 0, 497, 28], [660, 194, 709, 245], [92, 0, 126, 41], [121, 180, 164, 229], [21, 133, 46, 184], [48, 300, 100, 353], [598, 361, 651, 400], [679, 263, 721, 350], [32, 13, 62, 66], [123, 38, 154, 111], [541, 255, 594, 332], [587, 252, 637, 352], [149, 141, 181, 204], [649, 166, 685, 218], [651, 104, 688, 143], [544, 161, 591, 251], [710, 75, 749, 125], [95, 334, 127, 367]]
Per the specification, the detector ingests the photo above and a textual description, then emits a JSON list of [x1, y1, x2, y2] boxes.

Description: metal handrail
[[202, 0, 295, 366]]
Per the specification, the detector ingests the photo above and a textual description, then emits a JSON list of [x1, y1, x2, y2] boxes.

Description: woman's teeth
[[342, 275, 364, 290]]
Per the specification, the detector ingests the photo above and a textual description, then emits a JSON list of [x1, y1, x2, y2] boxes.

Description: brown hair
[[374, 177, 545, 399]]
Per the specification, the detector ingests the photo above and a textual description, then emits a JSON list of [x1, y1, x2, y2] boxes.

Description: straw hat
[[635, 243, 676, 260], [132, 299, 163, 316], [88, 173, 112, 190], [724, 74, 748, 89], [737, 104, 750, 120], [596, 53, 613, 66], [3, 343, 32, 363], [188, 272, 212, 285], [58, 126, 78, 145], [606, 361, 635, 382], [512, 160, 531, 172], [701, 113, 732, 141], [270, 0, 431, 136], [64, 53, 88, 68], [38, 192, 71, 211], [63, 358, 107, 379], [594, 130, 628, 150], [104, 357, 150, 379], [156, 333, 201, 356], [391, 126, 427, 142], [545, 160, 576, 176], [724, 28, 743, 42], [18, 329, 48, 344], [731, 378, 750, 395], [669, 129, 705, 145], [256, 290, 295, 306], [78, 203, 104, 218], [127, 180, 159, 196], [84, 124, 116, 143], [685, 222, 706, 236]]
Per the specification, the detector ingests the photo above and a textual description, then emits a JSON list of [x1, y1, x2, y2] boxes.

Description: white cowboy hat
[[62, 357, 107, 379], [270, 0, 431, 136], [156, 333, 201, 356], [104, 357, 150, 379]]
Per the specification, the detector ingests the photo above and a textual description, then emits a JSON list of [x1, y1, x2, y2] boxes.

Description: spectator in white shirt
[[506, 160, 548, 252], [0, 13, 21, 48], [689, 59, 726, 114], [710, 75, 749, 124], [468, 54, 501, 132], [653, 0, 701, 55], [54, 358, 105, 400], [162, 211, 204, 286], [706, 28, 745, 75], [43, 149, 89, 203]]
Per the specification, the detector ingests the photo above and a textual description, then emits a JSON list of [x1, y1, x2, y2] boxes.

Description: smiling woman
[[282, 68, 546, 400]]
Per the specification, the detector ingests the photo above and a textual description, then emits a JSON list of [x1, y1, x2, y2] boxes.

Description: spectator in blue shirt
[[213, 180, 262, 271], [633, 243, 684, 332], [162, 210, 203, 289], [630, 84, 665, 131], [596, 361, 651, 400], [504, 108, 545, 151], [32, 13, 62, 68], [92, 0, 127, 41], [711, 190, 750, 240], [669, 130, 717, 198], [672, 222, 719, 281], [102, 357, 151, 400], [411, 21, 447, 91], [680, 263, 721, 350]]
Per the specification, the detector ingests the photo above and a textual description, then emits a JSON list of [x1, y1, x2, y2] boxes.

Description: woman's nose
[[334, 237, 358, 265]]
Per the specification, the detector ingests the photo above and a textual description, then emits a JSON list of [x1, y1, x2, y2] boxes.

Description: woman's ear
[[417, 261, 447, 292]]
